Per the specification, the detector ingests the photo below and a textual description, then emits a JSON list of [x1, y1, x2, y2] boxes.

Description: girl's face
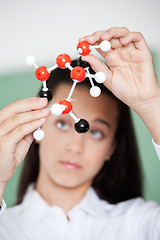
[[38, 84, 118, 190]]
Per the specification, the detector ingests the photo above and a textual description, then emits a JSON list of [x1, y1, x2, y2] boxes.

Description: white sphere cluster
[[51, 104, 65, 116]]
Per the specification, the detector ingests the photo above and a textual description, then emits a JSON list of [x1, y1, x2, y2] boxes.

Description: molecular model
[[26, 40, 111, 140]]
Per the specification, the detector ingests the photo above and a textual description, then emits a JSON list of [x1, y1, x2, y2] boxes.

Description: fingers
[[0, 97, 48, 124], [79, 30, 105, 44], [14, 133, 34, 167], [100, 27, 130, 41], [2, 117, 47, 146], [23, 133, 34, 146], [82, 55, 112, 90], [0, 108, 50, 137], [110, 38, 124, 49], [80, 27, 150, 52], [120, 32, 150, 51], [79, 27, 135, 50], [79, 27, 130, 44], [0, 97, 50, 154]]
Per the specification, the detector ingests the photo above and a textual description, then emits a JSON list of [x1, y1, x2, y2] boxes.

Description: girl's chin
[[51, 176, 87, 189]]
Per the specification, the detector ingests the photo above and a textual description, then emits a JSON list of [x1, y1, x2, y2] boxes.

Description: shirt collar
[[21, 184, 51, 232], [21, 184, 114, 232], [68, 187, 114, 222]]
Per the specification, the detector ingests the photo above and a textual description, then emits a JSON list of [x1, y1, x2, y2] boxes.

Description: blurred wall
[[0, 0, 160, 207], [0, 0, 160, 76]]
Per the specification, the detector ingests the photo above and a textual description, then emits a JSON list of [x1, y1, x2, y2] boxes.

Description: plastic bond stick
[[42, 81, 48, 91], [66, 81, 77, 101], [69, 112, 80, 123], [47, 64, 57, 72], [85, 68, 94, 87]]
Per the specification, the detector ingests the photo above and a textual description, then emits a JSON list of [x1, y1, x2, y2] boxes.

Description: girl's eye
[[90, 130, 104, 139], [56, 120, 69, 130]]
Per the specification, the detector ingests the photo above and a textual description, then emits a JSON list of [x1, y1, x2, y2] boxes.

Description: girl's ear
[[105, 140, 117, 161]]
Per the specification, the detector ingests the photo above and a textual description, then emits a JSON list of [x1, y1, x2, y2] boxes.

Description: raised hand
[[79, 27, 160, 114], [0, 97, 49, 184]]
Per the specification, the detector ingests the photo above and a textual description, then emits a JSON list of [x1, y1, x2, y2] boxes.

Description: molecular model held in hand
[[26, 40, 111, 140]]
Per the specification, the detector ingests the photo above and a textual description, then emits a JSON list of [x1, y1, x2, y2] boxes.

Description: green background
[[0, 53, 160, 207]]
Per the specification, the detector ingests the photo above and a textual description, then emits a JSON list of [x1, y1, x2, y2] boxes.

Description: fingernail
[[40, 118, 46, 121], [38, 98, 47, 104]]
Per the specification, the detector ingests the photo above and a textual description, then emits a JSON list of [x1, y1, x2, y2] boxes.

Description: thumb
[[82, 54, 112, 90]]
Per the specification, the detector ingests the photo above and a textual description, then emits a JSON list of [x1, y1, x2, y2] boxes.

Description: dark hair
[[16, 60, 143, 204]]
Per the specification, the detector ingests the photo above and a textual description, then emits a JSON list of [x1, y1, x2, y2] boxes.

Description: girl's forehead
[[49, 84, 118, 122]]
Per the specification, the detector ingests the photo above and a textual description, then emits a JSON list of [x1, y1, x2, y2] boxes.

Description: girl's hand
[[0, 97, 50, 184], [79, 27, 160, 115]]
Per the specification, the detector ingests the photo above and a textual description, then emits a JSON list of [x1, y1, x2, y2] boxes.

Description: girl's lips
[[60, 161, 81, 170]]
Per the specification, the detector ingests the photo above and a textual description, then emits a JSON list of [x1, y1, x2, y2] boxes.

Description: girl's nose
[[65, 133, 85, 154]]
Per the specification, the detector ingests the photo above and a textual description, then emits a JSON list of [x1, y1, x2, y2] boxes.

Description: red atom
[[59, 99, 72, 114], [35, 66, 50, 81], [77, 41, 91, 56], [56, 53, 71, 69], [70, 66, 86, 82]]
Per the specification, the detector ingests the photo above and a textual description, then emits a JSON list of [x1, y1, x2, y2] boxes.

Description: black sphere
[[38, 89, 53, 102], [75, 119, 89, 133], [77, 56, 91, 68]]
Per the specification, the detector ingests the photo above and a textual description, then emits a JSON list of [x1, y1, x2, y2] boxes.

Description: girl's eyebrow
[[94, 118, 111, 128]]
